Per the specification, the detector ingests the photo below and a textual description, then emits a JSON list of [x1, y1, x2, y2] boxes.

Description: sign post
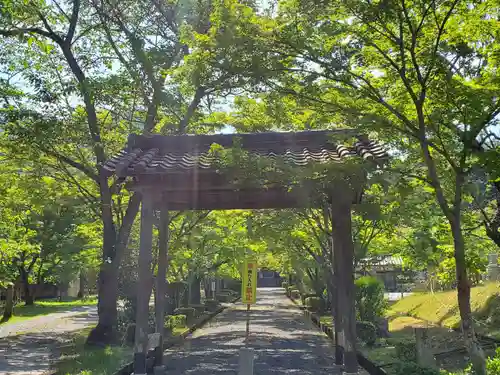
[[239, 258, 257, 375]]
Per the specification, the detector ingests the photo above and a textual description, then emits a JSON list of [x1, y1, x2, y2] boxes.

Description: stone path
[[162, 288, 341, 375]]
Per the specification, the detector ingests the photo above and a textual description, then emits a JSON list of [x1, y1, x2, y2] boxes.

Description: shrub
[[174, 307, 195, 321], [487, 348, 500, 375], [391, 361, 440, 375], [290, 289, 300, 300], [282, 281, 289, 290], [165, 314, 186, 329], [305, 296, 323, 312], [356, 321, 377, 347], [355, 276, 386, 323], [394, 339, 417, 362]]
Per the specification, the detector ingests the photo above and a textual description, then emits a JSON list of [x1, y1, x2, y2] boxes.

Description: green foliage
[[282, 281, 289, 289], [52, 328, 132, 375], [487, 348, 500, 375], [165, 314, 187, 329], [394, 340, 417, 362], [355, 321, 378, 347], [173, 308, 195, 321], [355, 276, 386, 323], [391, 361, 440, 375]]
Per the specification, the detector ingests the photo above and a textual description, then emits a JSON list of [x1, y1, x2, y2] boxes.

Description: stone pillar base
[[238, 347, 254, 375]]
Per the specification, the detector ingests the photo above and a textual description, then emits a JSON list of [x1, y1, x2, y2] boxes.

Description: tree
[[0, 0, 249, 344], [226, 1, 500, 371]]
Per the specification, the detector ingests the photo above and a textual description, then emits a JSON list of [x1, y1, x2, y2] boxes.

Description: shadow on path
[[162, 288, 340, 375]]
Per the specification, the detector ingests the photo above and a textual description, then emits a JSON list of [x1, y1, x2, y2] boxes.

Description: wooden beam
[[125, 187, 337, 210], [331, 196, 358, 374], [133, 193, 155, 375], [154, 200, 169, 370]]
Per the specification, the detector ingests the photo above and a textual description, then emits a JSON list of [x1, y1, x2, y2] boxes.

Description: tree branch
[[178, 86, 205, 134], [66, 0, 80, 44], [423, 0, 460, 85], [40, 146, 99, 182]]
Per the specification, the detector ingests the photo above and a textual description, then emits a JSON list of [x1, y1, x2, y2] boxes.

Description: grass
[[387, 282, 500, 336], [1, 296, 97, 325], [53, 328, 133, 375], [54, 316, 194, 374], [317, 284, 500, 373], [364, 283, 500, 373]]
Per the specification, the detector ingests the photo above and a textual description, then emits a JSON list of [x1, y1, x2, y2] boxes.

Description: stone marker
[[487, 253, 500, 281], [239, 347, 254, 375], [415, 328, 437, 369]]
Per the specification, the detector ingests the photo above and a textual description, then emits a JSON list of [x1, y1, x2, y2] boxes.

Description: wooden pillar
[[332, 257, 344, 365], [133, 194, 155, 375], [331, 198, 358, 374], [328, 221, 343, 365], [154, 201, 169, 370]]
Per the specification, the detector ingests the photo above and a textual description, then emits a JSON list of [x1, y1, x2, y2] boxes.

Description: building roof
[[358, 255, 404, 268], [103, 130, 388, 210], [103, 130, 388, 177]]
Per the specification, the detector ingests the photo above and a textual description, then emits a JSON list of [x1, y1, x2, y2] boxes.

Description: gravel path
[[0, 307, 98, 375], [162, 288, 341, 375], [0, 306, 97, 339]]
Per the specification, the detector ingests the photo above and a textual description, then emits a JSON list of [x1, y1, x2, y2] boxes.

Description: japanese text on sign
[[241, 259, 257, 304]]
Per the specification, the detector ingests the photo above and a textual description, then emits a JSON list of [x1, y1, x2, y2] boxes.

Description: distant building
[[357, 255, 405, 291], [257, 269, 283, 287]]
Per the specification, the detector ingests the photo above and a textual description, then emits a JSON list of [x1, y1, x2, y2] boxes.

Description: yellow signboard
[[241, 259, 257, 304]]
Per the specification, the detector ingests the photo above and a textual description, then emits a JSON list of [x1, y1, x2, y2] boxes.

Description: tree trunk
[[86, 191, 141, 346], [2, 284, 14, 322], [77, 270, 86, 299], [87, 261, 120, 345], [181, 284, 189, 307], [189, 276, 201, 305], [450, 216, 486, 375], [21, 272, 34, 306], [485, 183, 500, 248], [203, 278, 210, 299]]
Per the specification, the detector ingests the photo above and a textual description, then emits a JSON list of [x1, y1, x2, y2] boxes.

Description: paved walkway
[[162, 288, 341, 374]]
